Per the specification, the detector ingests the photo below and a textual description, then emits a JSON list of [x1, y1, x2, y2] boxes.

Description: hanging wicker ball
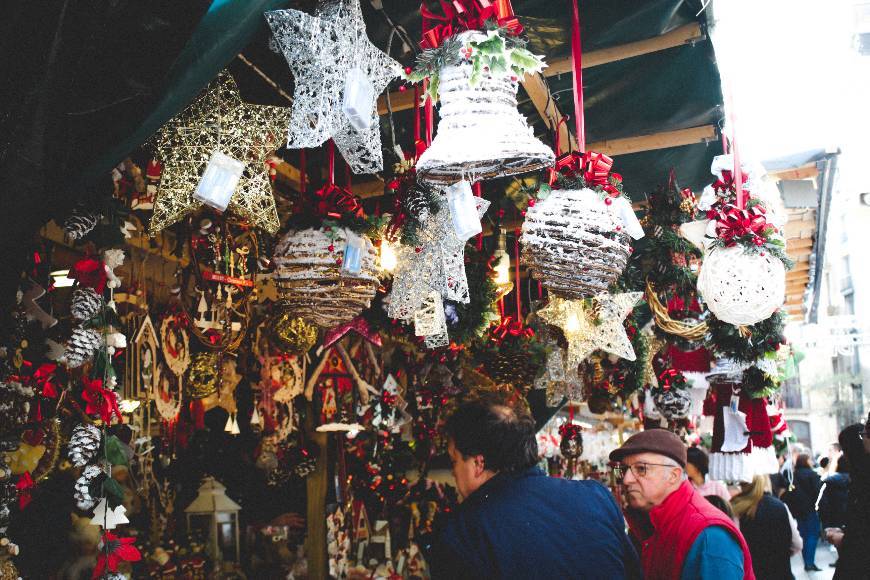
[[416, 33, 554, 183], [187, 353, 220, 399], [270, 312, 318, 354], [272, 228, 379, 328], [521, 189, 630, 298], [697, 245, 785, 326]]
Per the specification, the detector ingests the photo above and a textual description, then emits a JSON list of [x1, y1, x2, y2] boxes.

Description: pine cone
[[74, 464, 105, 510], [63, 327, 102, 368], [404, 183, 436, 222], [68, 423, 101, 467], [63, 208, 100, 241], [70, 288, 103, 322]]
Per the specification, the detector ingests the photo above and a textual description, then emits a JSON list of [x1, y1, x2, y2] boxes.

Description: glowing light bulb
[[50, 269, 75, 288], [565, 313, 581, 333], [380, 240, 398, 272], [492, 228, 511, 286]]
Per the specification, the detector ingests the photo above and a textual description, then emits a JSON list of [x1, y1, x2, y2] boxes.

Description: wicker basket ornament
[[521, 188, 631, 298], [272, 228, 379, 328]]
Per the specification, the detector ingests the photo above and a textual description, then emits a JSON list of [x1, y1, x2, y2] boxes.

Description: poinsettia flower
[[82, 377, 122, 423], [70, 256, 108, 292], [92, 532, 141, 578]]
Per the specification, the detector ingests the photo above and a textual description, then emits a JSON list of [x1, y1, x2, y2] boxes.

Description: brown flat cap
[[609, 429, 687, 467]]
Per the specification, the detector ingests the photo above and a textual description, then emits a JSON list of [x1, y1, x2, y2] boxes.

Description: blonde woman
[[731, 475, 802, 580]]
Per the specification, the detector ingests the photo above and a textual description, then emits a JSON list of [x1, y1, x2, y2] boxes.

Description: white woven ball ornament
[[417, 33, 554, 183], [697, 245, 785, 326], [272, 228, 379, 328], [521, 188, 630, 298]]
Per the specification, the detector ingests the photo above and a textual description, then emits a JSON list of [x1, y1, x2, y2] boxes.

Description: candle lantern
[[184, 477, 241, 564]]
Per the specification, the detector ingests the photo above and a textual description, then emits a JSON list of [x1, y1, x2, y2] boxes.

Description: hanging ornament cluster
[[650, 369, 693, 421], [149, 72, 291, 235], [411, 25, 554, 182], [273, 227, 380, 328], [522, 155, 643, 298], [687, 155, 789, 326], [265, 0, 402, 173], [270, 312, 318, 354]]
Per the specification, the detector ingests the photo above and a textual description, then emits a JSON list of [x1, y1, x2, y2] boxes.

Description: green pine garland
[[706, 310, 787, 363]]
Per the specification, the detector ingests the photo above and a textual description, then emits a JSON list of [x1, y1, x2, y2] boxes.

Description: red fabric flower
[[71, 257, 107, 292], [16, 472, 34, 509], [82, 377, 121, 423], [93, 532, 141, 578]]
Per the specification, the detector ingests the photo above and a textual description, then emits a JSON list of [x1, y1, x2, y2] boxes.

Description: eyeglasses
[[612, 462, 679, 480]]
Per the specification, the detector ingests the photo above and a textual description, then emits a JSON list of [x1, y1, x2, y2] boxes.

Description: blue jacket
[[429, 467, 640, 579]]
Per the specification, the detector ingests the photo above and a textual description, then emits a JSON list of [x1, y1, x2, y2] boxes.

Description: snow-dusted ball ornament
[[521, 188, 631, 298], [272, 228, 379, 327], [416, 32, 554, 183], [652, 388, 693, 421], [697, 245, 785, 326]]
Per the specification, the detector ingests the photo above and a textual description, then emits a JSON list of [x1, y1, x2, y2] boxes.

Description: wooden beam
[[790, 261, 811, 273], [768, 163, 819, 181], [786, 238, 814, 251], [521, 72, 577, 154], [380, 23, 705, 114], [585, 125, 717, 156], [788, 247, 812, 258]]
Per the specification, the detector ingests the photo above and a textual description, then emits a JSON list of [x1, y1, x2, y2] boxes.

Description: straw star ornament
[[538, 292, 643, 368], [265, 0, 401, 173], [149, 73, 290, 235]]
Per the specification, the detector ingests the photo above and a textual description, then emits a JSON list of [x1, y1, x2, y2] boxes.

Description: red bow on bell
[[312, 184, 365, 221], [712, 203, 768, 246], [490, 316, 534, 345], [16, 472, 34, 509], [550, 150, 621, 195], [421, 0, 522, 49]]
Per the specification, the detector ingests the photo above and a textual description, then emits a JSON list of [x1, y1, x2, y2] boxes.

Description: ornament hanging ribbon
[[16, 471, 34, 509], [420, 0, 522, 49], [710, 203, 768, 247]]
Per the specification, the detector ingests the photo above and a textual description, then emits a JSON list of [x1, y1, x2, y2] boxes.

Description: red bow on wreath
[[489, 316, 534, 345], [551, 151, 621, 195], [421, 0, 522, 49], [311, 184, 365, 221], [657, 368, 687, 391], [16, 471, 34, 509], [711, 203, 768, 247]]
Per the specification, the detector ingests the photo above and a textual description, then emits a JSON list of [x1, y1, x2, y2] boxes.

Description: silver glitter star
[[265, 0, 402, 174], [388, 195, 490, 321], [537, 292, 642, 368]]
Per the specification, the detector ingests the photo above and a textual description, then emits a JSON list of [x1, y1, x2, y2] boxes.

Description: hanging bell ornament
[[558, 422, 584, 460], [416, 32, 554, 183]]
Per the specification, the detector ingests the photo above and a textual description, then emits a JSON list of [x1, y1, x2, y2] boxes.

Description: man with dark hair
[[430, 397, 639, 579]]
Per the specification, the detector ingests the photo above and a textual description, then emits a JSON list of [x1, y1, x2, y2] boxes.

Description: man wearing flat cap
[[610, 429, 755, 580]]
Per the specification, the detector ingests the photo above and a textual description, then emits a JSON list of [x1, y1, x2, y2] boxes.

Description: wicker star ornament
[[149, 72, 290, 235], [265, 0, 401, 173], [538, 292, 643, 368]]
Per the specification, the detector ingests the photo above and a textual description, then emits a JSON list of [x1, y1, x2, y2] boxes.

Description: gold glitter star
[[538, 292, 642, 367], [149, 72, 291, 235]]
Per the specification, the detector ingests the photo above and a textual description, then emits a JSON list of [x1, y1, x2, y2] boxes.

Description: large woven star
[[266, 0, 401, 174], [388, 196, 490, 321], [149, 72, 290, 235], [538, 292, 642, 368]]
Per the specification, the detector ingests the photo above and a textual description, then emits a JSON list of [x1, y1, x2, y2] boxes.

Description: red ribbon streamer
[[490, 315, 534, 345], [571, 0, 585, 150]]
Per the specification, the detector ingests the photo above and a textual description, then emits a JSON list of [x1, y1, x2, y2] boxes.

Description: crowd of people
[[426, 396, 870, 579]]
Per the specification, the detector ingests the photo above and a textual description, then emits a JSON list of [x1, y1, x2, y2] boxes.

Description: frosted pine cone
[[63, 208, 100, 241], [70, 288, 103, 322], [63, 327, 102, 368], [74, 464, 105, 510], [68, 423, 102, 467]]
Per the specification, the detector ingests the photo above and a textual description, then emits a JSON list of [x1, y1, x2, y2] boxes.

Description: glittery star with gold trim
[[537, 292, 643, 368], [149, 72, 291, 235]]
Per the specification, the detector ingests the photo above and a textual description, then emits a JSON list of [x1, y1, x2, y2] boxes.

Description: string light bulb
[[380, 239, 398, 273], [492, 228, 512, 288]]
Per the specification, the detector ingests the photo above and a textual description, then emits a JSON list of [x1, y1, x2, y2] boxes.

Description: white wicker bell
[[272, 228, 379, 327], [521, 188, 631, 298], [416, 32, 554, 183], [697, 245, 785, 326]]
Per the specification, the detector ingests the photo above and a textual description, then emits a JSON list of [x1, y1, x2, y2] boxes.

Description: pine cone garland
[[74, 464, 105, 510], [64, 327, 102, 368], [71, 288, 103, 322], [63, 208, 100, 241], [68, 423, 102, 467]]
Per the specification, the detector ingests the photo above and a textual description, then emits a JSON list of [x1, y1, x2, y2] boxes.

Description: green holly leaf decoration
[[105, 435, 129, 467]]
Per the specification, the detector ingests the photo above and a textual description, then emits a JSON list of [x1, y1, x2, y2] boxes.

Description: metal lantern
[[185, 477, 241, 564]]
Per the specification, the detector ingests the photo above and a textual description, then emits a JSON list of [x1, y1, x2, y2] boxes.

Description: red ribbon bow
[[16, 471, 34, 509], [711, 169, 750, 196], [82, 376, 122, 424], [712, 203, 768, 246], [312, 184, 365, 221], [490, 316, 534, 345], [421, 0, 522, 49], [657, 368, 685, 391], [551, 151, 621, 195]]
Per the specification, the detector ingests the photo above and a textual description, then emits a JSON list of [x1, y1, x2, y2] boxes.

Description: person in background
[[819, 454, 850, 536], [731, 475, 801, 580], [785, 453, 823, 572], [686, 446, 731, 503], [827, 416, 870, 580], [430, 396, 640, 579], [704, 495, 739, 528], [610, 429, 754, 580]]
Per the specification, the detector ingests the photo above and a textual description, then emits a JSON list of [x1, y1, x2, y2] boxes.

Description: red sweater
[[628, 481, 755, 580]]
